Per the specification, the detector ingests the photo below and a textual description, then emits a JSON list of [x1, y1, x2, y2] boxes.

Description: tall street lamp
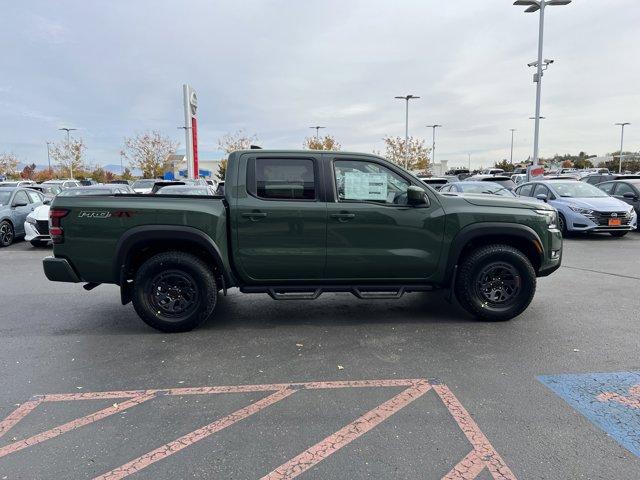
[[46, 142, 52, 171], [509, 129, 516, 164], [426, 124, 443, 166], [309, 126, 326, 140], [395, 95, 420, 169], [514, 0, 571, 171], [615, 122, 630, 173], [59, 127, 77, 179]]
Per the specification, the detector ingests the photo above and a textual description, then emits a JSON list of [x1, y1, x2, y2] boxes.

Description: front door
[[10, 190, 33, 236], [325, 157, 445, 281], [235, 154, 327, 281]]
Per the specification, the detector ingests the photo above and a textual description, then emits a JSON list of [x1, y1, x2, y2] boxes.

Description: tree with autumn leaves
[[376, 136, 431, 172]]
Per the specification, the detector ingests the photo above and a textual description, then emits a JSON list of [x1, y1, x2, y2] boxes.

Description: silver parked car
[[0, 187, 44, 247]]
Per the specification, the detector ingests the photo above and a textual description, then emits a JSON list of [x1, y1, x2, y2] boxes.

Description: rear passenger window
[[517, 184, 534, 197], [598, 182, 615, 194], [26, 191, 42, 203], [252, 158, 316, 200]]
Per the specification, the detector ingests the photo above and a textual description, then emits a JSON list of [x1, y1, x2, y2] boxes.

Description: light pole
[[59, 127, 77, 179], [309, 126, 326, 140], [426, 124, 442, 166], [46, 142, 52, 171], [509, 129, 516, 164], [514, 0, 571, 170], [395, 95, 420, 169], [468, 153, 471, 171], [615, 122, 630, 173]]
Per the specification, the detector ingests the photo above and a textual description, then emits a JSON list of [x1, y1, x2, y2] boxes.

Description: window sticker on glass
[[344, 172, 388, 201]]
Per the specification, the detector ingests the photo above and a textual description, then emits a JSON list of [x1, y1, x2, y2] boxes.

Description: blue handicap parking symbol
[[538, 372, 640, 457]]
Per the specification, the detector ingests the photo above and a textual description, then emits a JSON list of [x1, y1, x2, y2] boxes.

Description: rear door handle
[[242, 212, 268, 221], [330, 212, 356, 222]]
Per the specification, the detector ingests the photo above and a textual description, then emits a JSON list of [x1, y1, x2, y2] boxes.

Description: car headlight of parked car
[[535, 209, 558, 229], [568, 205, 594, 215], [26, 215, 36, 225]]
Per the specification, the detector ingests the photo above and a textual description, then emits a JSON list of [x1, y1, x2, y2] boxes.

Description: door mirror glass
[[407, 186, 429, 207], [43, 199, 52, 205], [623, 191, 637, 199], [535, 193, 548, 202]]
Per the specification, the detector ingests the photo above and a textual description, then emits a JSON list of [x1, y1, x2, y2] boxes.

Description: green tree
[[494, 159, 515, 173], [216, 159, 227, 182]]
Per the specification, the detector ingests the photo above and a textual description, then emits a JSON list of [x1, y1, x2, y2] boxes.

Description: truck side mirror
[[407, 186, 430, 207], [535, 193, 548, 202]]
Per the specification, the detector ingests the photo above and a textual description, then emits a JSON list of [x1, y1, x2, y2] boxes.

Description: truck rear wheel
[[132, 251, 217, 332], [454, 244, 536, 322]]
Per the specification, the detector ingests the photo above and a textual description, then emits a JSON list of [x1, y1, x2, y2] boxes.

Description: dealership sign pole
[[183, 84, 199, 179]]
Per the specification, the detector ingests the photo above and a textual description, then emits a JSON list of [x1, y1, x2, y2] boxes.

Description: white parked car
[[24, 184, 133, 247], [131, 179, 157, 194]]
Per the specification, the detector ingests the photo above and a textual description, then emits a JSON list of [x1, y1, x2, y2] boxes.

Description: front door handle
[[330, 212, 356, 222], [242, 212, 268, 221]]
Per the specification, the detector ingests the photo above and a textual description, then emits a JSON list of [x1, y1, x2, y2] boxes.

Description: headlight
[[26, 216, 36, 225], [568, 205, 594, 215], [535, 209, 558, 229]]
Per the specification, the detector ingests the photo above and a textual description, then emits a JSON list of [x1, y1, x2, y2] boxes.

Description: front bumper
[[538, 227, 563, 277], [43, 256, 81, 283], [24, 221, 51, 243], [567, 210, 637, 233]]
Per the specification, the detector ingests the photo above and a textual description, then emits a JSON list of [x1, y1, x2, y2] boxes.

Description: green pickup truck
[[43, 150, 562, 332]]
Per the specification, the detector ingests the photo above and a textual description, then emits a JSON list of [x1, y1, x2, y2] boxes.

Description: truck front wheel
[[454, 244, 536, 322], [132, 251, 217, 332]]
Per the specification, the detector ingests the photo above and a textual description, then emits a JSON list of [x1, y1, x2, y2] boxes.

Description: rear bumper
[[43, 256, 81, 283]]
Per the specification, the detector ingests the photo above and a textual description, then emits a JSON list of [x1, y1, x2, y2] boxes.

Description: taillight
[[49, 208, 69, 244]]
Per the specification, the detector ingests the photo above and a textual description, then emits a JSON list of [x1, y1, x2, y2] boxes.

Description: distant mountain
[[102, 164, 143, 176]]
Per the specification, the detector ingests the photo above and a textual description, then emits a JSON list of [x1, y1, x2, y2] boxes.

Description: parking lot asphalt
[[1, 234, 640, 479]]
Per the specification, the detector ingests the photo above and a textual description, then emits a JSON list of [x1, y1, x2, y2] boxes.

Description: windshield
[[487, 178, 516, 189], [43, 185, 62, 195], [58, 188, 113, 197], [552, 182, 608, 198], [132, 180, 156, 189], [460, 184, 516, 197], [0, 191, 11, 205], [157, 187, 211, 195]]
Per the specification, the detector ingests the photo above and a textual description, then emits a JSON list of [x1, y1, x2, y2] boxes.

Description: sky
[[1, 0, 639, 170]]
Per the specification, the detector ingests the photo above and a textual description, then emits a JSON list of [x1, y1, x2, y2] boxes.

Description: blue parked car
[[514, 180, 637, 237], [0, 186, 45, 247]]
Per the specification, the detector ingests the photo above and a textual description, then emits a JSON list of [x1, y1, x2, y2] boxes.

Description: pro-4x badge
[[78, 211, 112, 219]]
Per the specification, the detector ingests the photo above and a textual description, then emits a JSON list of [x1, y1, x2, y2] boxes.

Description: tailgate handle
[[330, 212, 356, 222], [242, 212, 268, 221]]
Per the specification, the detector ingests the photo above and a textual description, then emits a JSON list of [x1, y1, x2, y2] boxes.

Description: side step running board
[[240, 285, 433, 301]]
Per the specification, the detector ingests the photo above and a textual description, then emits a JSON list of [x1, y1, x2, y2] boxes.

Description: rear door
[[234, 153, 327, 281], [325, 155, 445, 281]]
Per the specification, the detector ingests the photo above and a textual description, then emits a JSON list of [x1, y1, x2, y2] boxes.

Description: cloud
[[0, 0, 638, 169]]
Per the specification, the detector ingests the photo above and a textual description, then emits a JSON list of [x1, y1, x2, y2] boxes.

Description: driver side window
[[333, 160, 410, 205]]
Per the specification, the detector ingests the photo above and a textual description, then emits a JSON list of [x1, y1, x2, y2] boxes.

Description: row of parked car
[[418, 171, 639, 237], [0, 178, 225, 248]]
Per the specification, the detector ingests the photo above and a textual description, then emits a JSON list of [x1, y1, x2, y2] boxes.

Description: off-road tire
[[132, 251, 217, 332], [454, 244, 536, 322]]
